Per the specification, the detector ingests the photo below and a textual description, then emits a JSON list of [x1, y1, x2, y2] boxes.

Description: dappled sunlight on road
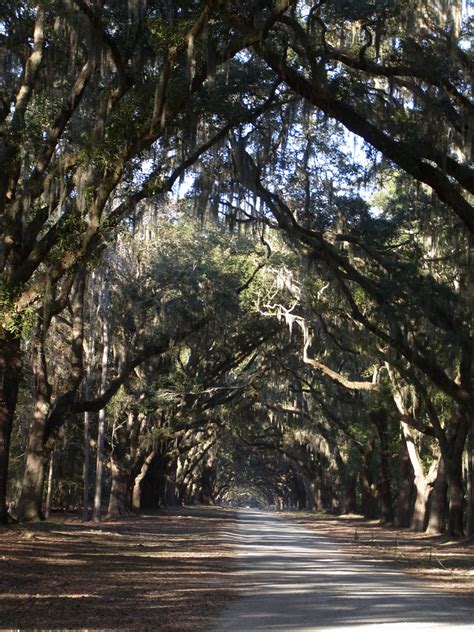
[[213, 510, 474, 631]]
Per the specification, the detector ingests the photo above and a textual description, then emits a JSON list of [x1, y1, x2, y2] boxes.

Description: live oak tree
[[247, 0, 473, 533], [251, 0, 473, 230], [99, 213, 280, 517], [182, 55, 470, 533], [2, 0, 472, 538], [0, 0, 293, 523], [232, 136, 471, 534], [11, 198, 281, 519]]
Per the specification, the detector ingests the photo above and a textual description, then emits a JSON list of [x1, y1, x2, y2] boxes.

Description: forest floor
[[0, 507, 473, 631], [0, 506, 240, 631], [286, 511, 474, 599]]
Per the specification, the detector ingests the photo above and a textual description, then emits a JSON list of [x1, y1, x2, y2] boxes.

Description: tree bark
[[467, 409, 474, 538], [446, 408, 469, 537], [82, 272, 97, 521], [82, 408, 92, 520], [405, 430, 438, 532], [447, 434, 468, 536], [388, 376, 437, 531], [17, 271, 84, 521], [394, 436, 414, 528], [92, 268, 110, 522], [411, 476, 434, 532], [106, 412, 137, 519], [175, 456, 188, 506], [131, 450, 156, 513], [462, 234, 473, 538], [426, 454, 448, 534], [0, 332, 23, 524], [16, 418, 49, 521], [359, 442, 379, 519], [44, 451, 54, 519], [16, 311, 52, 522], [447, 469, 465, 537], [342, 474, 358, 515], [164, 456, 179, 507], [372, 410, 394, 523], [141, 452, 167, 510], [107, 459, 132, 518]]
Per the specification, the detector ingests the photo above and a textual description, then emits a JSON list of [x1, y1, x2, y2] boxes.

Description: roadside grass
[[285, 511, 474, 598]]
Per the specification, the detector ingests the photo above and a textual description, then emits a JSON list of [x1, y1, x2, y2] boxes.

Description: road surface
[[213, 510, 473, 631]]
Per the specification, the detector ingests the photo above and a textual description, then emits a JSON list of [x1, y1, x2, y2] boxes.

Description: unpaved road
[[212, 510, 473, 631]]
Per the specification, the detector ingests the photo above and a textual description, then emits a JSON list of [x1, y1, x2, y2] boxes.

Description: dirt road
[[212, 509, 473, 631]]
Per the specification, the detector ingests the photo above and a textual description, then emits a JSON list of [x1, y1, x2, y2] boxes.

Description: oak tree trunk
[[16, 314, 52, 522], [447, 456, 466, 537], [342, 474, 358, 515], [0, 333, 22, 523], [44, 451, 54, 519], [16, 422, 48, 521], [467, 409, 474, 538], [372, 410, 394, 523], [446, 408, 469, 537], [164, 456, 179, 507], [426, 454, 448, 534], [394, 438, 414, 528], [411, 477, 433, 532], [82, 272, 97, 521], [92, 269, 110, 522], [107, 459, 132, 518], [359, 445, 379, 519], [131, 450, 156, 513], [107, 414, 136, 519]]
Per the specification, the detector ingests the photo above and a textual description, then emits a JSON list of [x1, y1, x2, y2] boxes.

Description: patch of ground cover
[[285, 511, 474, 599], [0, 506, 239, 631]]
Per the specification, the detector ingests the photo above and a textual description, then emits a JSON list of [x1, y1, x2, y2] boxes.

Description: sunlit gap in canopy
[[341, 130, 384, 217], [137, 98, 384, 229]]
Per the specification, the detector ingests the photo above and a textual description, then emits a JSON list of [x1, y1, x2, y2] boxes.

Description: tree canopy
[[0, 0, 472, 540]]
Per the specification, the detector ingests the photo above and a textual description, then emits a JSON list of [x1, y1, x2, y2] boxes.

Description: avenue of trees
[[0, 0, 472, 539]]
